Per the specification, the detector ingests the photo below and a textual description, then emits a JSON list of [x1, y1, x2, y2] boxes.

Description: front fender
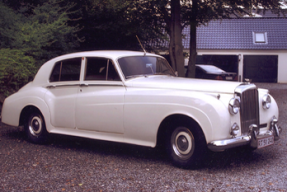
[[124, 88, 232, 147], [159, 92, 232, 144]]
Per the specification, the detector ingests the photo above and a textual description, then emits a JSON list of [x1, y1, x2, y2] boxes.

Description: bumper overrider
[[208, 117, 282, 152]]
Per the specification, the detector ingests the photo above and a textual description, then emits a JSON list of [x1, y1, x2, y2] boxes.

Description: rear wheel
[[25, 111, 48, 144], [167, 125, 206, 168]]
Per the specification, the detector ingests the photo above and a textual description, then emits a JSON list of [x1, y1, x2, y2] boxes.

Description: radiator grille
[[240, 88, 259, 134]]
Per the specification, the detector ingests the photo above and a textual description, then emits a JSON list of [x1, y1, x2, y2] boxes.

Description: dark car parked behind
[[195, 64, 238, 81]]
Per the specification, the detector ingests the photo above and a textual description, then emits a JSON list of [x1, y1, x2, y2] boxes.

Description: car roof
[[49, 50, 158, 61], [33, 51, 161, 86]]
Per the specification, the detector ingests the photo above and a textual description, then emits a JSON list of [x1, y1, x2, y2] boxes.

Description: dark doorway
[[243, 55, 278, 83]]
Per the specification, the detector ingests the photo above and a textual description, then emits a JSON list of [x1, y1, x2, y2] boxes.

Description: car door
[[45, 57, 82, 128], [75, 57, 125, 134]]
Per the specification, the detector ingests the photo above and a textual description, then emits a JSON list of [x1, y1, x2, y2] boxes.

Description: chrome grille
[[239, 88, 259, 134]]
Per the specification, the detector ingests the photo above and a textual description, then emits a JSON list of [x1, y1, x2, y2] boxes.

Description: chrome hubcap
[[171, 127, 194, 160], [177, 135, 189, 152], [29, 116, 42, 136]]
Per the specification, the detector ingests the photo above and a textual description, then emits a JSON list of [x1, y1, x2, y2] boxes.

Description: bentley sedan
[[1, 51, 282, 168]]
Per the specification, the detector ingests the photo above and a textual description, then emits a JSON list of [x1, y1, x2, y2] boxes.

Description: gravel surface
[[0, 83, 286, 192]]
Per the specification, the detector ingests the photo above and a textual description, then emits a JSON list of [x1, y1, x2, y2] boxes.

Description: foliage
[[70, 0, 165, 51], [0, 0, 82, 96], [0, 49, 36, 96], [0, 2, 24, 49]]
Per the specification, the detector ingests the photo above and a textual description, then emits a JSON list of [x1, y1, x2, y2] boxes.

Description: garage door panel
[[243, 55, 278, 83]]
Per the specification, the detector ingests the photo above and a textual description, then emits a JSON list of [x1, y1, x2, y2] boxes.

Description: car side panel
[[75, 82, 125, 133], [44, 85, 78, 129]]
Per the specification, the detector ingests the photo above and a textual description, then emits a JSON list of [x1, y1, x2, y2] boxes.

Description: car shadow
[[48, 133, 169, 162], [1, 125, 278, 170]]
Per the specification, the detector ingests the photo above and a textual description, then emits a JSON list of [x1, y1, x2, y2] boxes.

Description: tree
[[0, 2, 36, 95], [169, 0, 185, 77], [70, 0, 165, 51], [0, 49, 36, 96], [0, 0, 82, 96]]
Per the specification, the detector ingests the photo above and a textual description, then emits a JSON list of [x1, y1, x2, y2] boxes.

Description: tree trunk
[[186, 20, 197, 77], [169, 0, 184, 77], [186, 0, 198, 78]]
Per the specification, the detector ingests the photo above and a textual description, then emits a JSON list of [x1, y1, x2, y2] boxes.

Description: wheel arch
[[19, 105, 44, 127], [156, 114, 207, 148]]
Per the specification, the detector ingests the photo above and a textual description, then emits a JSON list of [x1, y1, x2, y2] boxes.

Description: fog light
[[230, 123, 240, 137]]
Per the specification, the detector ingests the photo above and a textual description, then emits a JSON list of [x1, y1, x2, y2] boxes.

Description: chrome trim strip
[[47, 83, 124, 89], [46, 84, 80, 88], [83, 84, 124, 87]]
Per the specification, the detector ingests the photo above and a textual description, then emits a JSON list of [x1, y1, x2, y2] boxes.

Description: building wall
[[195, 49, 287, 83]]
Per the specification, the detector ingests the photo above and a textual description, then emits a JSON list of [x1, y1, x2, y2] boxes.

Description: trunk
[[186, 0, 198, 78], [169, 0, 184, 77]]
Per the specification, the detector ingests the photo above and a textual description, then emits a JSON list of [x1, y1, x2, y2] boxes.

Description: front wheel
[[167, 126, 206, 168], [25, 112, 48, 144]]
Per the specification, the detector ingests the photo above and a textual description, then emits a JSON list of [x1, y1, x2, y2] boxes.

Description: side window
[[85, 57, 121, 81], [50, 58, 81, 82], [107, 62, 121, 81]]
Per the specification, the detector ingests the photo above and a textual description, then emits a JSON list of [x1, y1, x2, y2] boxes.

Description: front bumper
[[208, 118, 282, 152]]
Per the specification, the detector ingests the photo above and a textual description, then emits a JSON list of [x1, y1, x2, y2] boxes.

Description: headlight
[[229, 98, 240, 115], [262, 94, 271, 109]]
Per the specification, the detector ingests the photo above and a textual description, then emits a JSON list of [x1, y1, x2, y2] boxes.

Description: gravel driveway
[[0, 83, 286, 191]]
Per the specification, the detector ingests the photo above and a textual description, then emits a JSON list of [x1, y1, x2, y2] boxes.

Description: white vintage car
[[1, 51, 282, 168]]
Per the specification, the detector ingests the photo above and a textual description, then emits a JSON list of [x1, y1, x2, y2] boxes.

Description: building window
[[253, 32, 268, 44]]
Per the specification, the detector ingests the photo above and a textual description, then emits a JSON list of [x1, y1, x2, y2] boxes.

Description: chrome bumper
[[208, 118, 282, 152]]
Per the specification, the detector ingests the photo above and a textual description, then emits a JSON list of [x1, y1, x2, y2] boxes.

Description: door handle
[[80, 83, 89, 87], [46, 85, 56, 89]]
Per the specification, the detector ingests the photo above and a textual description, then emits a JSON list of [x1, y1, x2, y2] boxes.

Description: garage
[[243, 55, 278, 83], [158, 13, 287, 83]]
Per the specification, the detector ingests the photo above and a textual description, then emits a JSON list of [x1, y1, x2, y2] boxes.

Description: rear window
[[50, 58, 82, 82]]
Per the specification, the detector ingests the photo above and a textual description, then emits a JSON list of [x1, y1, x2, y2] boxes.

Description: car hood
[[125, 75, 242, 94]]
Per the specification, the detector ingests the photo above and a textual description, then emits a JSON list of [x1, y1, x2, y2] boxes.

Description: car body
[[1, 51, 282, 168], [195, 64, 238, 81]]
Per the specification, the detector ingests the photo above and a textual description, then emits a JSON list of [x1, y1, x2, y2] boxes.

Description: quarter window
[[49, 58, 82, 82]]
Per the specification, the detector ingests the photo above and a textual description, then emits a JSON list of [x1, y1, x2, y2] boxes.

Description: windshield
[[118, 56, 175, 79]]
